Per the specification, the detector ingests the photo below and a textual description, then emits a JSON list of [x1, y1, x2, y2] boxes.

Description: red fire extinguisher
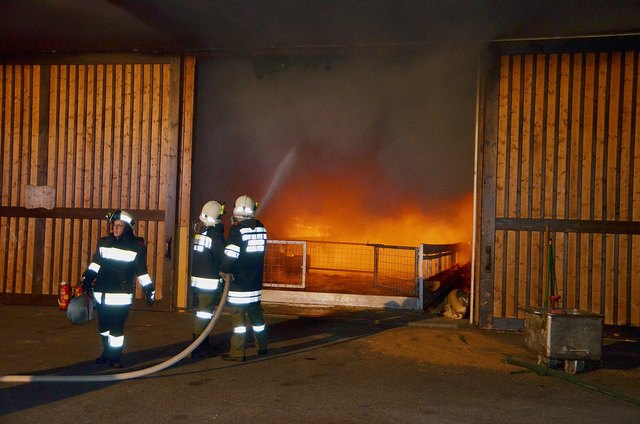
[[58, 281, 71, 311]]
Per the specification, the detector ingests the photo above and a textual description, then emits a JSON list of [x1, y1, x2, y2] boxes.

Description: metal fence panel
[[264, 240, 307, 289], [306, 241, 373, 273], [373, 244, 419, 296], [263, 240, 463, 302]]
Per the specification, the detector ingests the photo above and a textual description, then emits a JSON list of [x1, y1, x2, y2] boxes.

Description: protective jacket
[[191, 224, 226, 291], [221, 218, 267, 305], [83, 230, 154, 302], [81, 222, 153, 367]]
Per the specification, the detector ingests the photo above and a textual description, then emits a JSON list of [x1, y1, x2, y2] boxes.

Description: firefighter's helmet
[[233, 195, 258, 220], [107, 210, 135, 227], [67, 293, 95, 325], [199, 200, 225, 225]]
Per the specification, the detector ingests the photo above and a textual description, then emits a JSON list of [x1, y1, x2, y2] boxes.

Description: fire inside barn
[[0, 1, 639, 332]]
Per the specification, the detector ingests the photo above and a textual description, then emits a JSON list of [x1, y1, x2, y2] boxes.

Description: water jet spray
[[257, 147, 297, 214]]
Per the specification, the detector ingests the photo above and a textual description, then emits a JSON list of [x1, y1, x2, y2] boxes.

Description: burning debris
[[424, 262, 471, 319]]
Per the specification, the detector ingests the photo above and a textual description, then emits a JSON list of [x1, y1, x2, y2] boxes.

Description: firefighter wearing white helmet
[[189, 200, 226, 358], [232, 194, 257, 220], [81, 209, 155, 368], [220, 195, 268, 361]]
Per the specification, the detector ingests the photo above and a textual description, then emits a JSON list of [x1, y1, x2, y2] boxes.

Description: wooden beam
[[496, 218, 640, 234]]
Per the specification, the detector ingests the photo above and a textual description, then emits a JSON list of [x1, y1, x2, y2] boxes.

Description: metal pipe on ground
[[505, 356, 640, 407]]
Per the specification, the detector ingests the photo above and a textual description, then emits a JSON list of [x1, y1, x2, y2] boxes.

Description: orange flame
[[259, 159, 473, 250]]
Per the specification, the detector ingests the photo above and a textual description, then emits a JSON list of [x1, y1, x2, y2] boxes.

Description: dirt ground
[[364, 324, 640, 389], [366, 326, 527, 372]]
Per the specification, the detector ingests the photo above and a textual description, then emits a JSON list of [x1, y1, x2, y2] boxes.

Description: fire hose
[[0, 276, 230, 384]]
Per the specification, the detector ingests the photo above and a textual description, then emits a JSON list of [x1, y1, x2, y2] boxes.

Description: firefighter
[[219, 195, 268, 361], [82, 210, 155, 368], [189, 200, 226, 358]]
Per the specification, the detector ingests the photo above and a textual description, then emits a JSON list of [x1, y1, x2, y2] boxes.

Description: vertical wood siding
[[1, 65, 40, 295], [0, 57, 194, 310], [175, 57, 196, 309], [492, 50, 640, 326]]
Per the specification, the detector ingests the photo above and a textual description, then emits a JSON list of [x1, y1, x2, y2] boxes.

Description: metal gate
[[264, 240, 422, 297], [264, 240, 307, 289], [372, 244, 420, 295]]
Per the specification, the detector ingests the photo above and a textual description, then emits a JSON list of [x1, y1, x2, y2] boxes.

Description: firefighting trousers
[[228, 302, 267, 358], [96, 302, 131, 360], [193, 290, 222, 335]]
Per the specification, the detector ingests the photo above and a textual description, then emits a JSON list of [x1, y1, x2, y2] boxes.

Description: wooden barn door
[[0, 55, 194, 311], [478, 40, 640, 329]]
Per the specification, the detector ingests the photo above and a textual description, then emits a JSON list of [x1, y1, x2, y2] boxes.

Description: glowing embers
[[288, 218, 330, 239]]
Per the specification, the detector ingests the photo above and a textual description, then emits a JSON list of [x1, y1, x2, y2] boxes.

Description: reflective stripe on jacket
[[221, 219, 267, 304], [190, 224, 226, 290], [85, 232, 152, 295]]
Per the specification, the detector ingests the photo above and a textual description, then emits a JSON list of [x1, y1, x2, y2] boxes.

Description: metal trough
[[522, 307, 604, 374]]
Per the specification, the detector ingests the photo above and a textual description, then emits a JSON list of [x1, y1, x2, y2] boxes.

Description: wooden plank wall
[[0, 57, 193, 310], [0, 65, 41, 296], [176, 56, 195, 309], [492, 50, 640, 326]]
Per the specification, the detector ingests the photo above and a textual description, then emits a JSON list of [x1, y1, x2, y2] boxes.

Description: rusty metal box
[[522, 307, 604, 361]]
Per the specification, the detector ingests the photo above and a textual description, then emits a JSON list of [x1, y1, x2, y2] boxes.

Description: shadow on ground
[[0, 313, 386, 416]]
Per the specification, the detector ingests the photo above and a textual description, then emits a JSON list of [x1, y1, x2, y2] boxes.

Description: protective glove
[[145, 289, 156, 307], [81, 278, 93, 296], [191, 289, 200, 309], [82, 269, 98, 293]]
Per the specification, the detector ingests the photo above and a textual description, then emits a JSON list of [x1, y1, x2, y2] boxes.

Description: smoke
[[193, 47, 478, 242]]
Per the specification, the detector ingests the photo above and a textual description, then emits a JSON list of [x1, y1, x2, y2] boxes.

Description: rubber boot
[[254, 328, 268, 356], [95, 335, 109, 364], [107, 334, 124, 368], [109, 347, 124, 368], [191, 334, 216, 358]]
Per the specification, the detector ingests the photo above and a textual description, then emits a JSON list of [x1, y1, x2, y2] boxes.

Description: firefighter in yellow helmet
[[81, 210, 155, 368], [189, 200, 226, 358], [219, 195, 268, 361]]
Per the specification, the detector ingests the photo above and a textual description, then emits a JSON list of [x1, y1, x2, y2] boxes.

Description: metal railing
[[264, 240, 465, 299]]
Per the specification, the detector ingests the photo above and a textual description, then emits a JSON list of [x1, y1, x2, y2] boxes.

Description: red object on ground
[[58, 282, 70, 311]]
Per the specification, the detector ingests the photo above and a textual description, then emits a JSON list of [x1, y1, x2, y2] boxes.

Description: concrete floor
[[1, 303, 639, 423]]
